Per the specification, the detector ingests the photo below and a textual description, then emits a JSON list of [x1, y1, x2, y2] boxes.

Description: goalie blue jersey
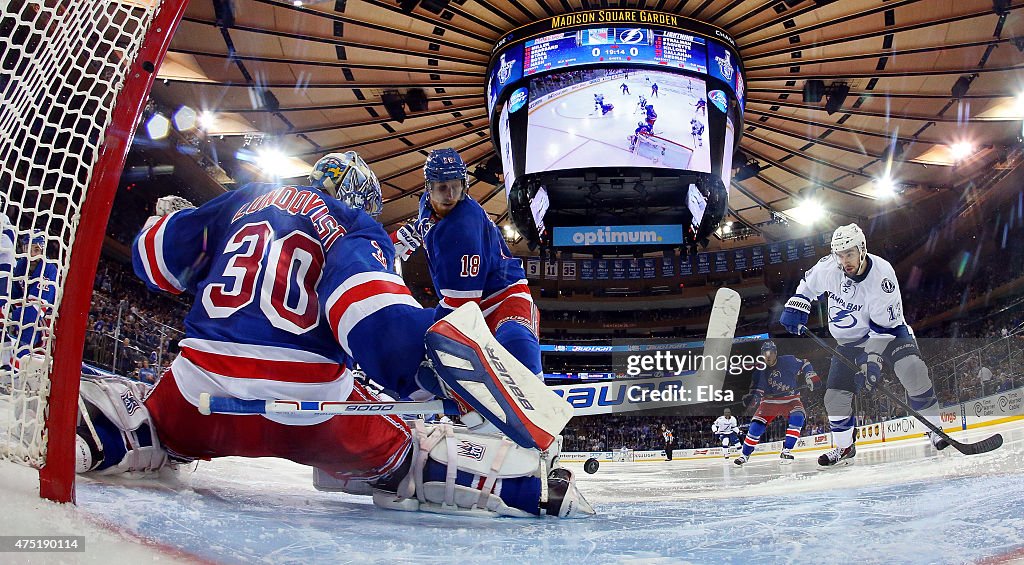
[[417, 193, 536, 332], [132, 183, 434, 412]]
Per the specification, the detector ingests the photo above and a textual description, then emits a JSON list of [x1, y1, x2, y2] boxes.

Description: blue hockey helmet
[[760, 340, 778, 354], [423, 148, 468, 197], [309, 151, 382, 217], [22, 230, 46, 248]]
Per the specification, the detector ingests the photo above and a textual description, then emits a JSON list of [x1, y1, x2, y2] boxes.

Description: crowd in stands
[[84, 257, 188, 382], [561, 412, 831, 453]]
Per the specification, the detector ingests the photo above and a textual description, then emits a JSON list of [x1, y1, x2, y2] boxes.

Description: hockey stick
[[798, 326, 1003, 455], [197, 392, 460, 417]]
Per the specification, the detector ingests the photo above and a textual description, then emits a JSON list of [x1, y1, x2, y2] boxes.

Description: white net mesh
[[0, 0, 163, 467]]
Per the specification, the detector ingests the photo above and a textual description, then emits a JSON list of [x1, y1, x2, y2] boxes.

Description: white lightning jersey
[[712, 416, 738, 435], [795, 253, 908, 344]]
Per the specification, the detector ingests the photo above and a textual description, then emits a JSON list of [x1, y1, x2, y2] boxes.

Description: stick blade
[[693, 288, 742, 390], [953, 433, 1003, 456]]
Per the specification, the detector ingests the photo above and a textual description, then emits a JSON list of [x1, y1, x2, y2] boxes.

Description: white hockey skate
[[817, 444, 856, 467], [779, 449, 795, 464], [369, 422, 593, 518], [927, 432, 950, 451]]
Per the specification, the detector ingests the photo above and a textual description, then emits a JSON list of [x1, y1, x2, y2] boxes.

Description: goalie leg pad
[[76, 375, 169, 475], [373, 422, 593, 518], [423, 303, 573, 450]]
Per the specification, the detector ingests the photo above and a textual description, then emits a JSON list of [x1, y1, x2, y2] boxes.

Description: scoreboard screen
[[524, 28, 708, 76], [487, 9, 742, 250]]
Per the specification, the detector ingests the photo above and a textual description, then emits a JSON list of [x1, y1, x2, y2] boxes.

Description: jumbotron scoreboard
[[486, 9, 745, 253], [522, 28, 708, 76]]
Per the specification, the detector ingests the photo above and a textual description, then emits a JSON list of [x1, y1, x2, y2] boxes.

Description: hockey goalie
[[73, 151, 592, 519]]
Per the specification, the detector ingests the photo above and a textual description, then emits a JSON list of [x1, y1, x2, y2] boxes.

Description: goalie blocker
[[418, 303, 574, 451]]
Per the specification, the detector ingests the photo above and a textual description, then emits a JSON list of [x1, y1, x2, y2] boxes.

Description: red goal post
[[1, 0, 188, 504]]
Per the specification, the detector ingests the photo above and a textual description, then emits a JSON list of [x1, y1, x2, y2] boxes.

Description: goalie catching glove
[[416, 302, 574, 451], [155, 195, 195, 217], [370, 421, 593, 518]]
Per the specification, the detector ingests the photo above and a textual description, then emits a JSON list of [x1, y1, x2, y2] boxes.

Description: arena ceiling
[[151, 0, 1024, 251]]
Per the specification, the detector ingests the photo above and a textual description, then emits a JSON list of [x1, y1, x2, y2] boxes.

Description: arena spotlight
[[951, 74, 977, 99], [198, 111, 217, 131], [824, 83, 850, 115], [787, 198, 827, 225], [172, 106, 198, 131], [803, 79, 826, 103], [950, 141, 975, 161], [874, 176, 898, 199], [472, 165, 499, 185], [254, 147, 291, 176], [145, 113, 170, 140]]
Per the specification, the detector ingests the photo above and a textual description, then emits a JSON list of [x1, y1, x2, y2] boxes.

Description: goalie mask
[[309, 151, 383, 217], [423, 148, 467, 217]]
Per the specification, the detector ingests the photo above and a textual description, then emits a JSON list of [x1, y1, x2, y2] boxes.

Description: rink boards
[[562, 385, 1024, 462]]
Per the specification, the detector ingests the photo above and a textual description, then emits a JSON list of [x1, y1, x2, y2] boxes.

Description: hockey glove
[[155, 195, 195, 217], [854, 353, 882, 394], [804, 371, 821, 392], [742, 392, 761, 410], [391, 223, 422, 262], [780, 295, 811, 335]]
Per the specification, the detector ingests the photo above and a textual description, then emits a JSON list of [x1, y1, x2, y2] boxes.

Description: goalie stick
[[798, 326, 1003, 456], [198, 393, 460, 417]]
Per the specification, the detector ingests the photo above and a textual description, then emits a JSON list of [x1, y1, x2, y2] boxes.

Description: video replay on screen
[[524, 67, 712, 175]]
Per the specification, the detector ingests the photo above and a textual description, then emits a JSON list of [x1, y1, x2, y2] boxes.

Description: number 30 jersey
[[132, 183, 434, 422], [794, 252, 910, 345]]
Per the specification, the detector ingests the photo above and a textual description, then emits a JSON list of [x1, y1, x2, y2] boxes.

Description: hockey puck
[[584, 458, 600, 474]]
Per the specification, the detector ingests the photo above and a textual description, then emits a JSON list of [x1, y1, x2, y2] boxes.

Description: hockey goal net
[[0, 0, 186, 503], [631, 135, 694, 169]]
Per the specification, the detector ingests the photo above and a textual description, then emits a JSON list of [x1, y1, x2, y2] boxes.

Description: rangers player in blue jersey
[[7, 231, 58, 361], [780, 223, 949, 467], [734, 341, 819, 465], [72, 151, 591, 518], [394, 148, 541, 381]]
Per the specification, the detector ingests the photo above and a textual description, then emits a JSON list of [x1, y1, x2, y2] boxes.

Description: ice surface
[[16, 424, 1024, 563], [3, 415, 1023, 564]]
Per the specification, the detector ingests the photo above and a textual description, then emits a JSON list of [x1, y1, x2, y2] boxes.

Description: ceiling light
[[171, 106, 197, 131], [197, 111, 217, 130], [255, 147, 291, 176], [874, 176, 898, 199], [950, 141, 975, 161], [145, 113, 170, 140], [786, 199, 827, 225]]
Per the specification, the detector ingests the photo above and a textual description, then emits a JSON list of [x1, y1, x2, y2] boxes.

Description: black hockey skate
[[545, 468, 595, 518], [779, 450, 795, 464], [817, 444, 856, 467]]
